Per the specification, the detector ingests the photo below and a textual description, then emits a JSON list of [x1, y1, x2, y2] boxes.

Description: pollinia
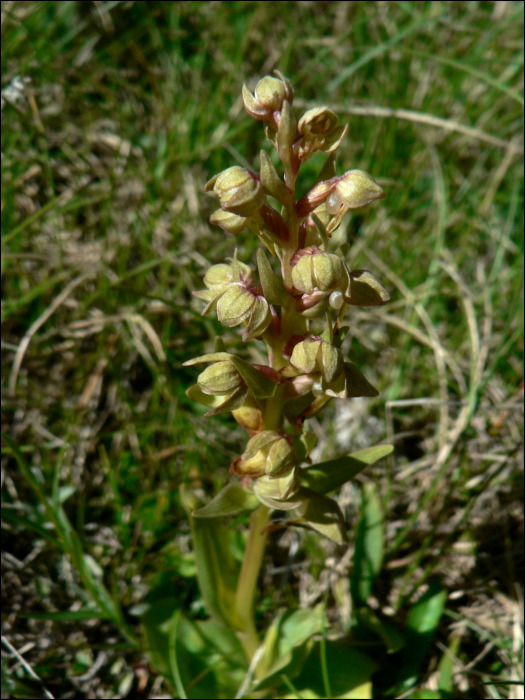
[[182, 72, 391, 662]]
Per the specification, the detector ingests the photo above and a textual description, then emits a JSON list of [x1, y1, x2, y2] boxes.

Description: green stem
[[234, 504, 271, 668]]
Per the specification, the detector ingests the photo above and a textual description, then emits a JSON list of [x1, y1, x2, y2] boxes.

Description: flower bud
[[335, 170, 385, 209], [242, 72, 294, 121], [206, 166, 266, 217], [193, 260, 252, 308], [295, 107, 348, 162], [217, 285, 272, 342], [231, 430, 297, 478], [290, 337, 344, 384], [209, 209, 247, 234], [291, 248, 343, 295], [198, 361, 243, 395]]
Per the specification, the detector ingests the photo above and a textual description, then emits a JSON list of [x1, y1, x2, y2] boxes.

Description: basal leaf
[[351, 482, 384, 605], [180, 486, 243, 631], [192, 482, 259, 518]]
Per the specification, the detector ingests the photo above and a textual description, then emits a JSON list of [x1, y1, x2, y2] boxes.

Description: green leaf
[[149, 606, 188, 698], [192, 482, 260, 518], [300, 445, 393, 495], [312, 152, 336, 189], [256, 605, 325, 690], [335, 243, 350, 260], [291, 641, 379, 699], [257, 248, 291, 306], [230, 355, 277, 399], [351, 482, 384, 605], [18, 608, 107, 622], [292, 490, 347, 544], [348, 270, 390, 306], [214, 335, 227, 352], [1, 509, 60, 548], [355, 607, 405, 654], [397, 580, 448, 692], [437, 633, 462, 695], [179, 485, 243, 631], [260, 150, 293, 206], [142, 601, 228, 698]]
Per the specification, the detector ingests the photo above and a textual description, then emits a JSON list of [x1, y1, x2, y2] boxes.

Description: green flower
[[295, 107, 348, 161]]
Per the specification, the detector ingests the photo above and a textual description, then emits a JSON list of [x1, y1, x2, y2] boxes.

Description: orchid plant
[[178, 72, 393, 694]]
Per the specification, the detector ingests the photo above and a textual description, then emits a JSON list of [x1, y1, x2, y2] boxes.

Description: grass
[[1, 1, 523, 698]]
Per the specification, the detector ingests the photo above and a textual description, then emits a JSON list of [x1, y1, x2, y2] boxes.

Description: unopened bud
[[336, 170, 385, 209], [292, 249, 343, 294], [217, 285, 272, 341], [210, 209, 247, 234], [231, 430, 297, 478], [206, 166, 265, 217], [242, 71, 294, 121], [290, 337, 344, 384], [198, 361, 243, 395]]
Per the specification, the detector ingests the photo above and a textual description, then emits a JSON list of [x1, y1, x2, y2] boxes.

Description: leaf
[[230, 355, 277, 398], [142, 601, 228, 698], [1, 509, 60, 548], [260, 150, 293, 206], [290, 640, 379, 699], [257, 248, 291, 306], [300, 445, 393, 495], [256, 605, 325, 690], [437, 633, 462, 695], [192, 482, 260, 518], [19, 608, 107, 622], [180, 485, 243, 631], [355, 607, 405, 654], [312, 152, 336, 188], [292, 490, 347, 544], [348, 270, 390, 306], [397, 580, 448, 691], [351, 482, 384, 605]]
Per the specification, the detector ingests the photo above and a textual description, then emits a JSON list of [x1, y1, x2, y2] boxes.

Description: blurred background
[[1, 1, 523, 698]]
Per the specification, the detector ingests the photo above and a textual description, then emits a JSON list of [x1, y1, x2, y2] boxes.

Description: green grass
[[1, 1, 523, 698]]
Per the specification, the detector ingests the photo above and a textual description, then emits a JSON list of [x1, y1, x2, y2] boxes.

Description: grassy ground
[[1, 1, 523, 698]]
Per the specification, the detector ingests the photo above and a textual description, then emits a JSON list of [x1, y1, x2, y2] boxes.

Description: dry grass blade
[[8, 273, 91, 396], [1, 636, 55, 699]]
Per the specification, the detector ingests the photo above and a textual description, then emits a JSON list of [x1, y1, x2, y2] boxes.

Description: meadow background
[[1, 1, 523, 698]]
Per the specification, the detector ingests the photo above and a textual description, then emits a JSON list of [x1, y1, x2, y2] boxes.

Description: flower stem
[[234, 504, 271, 669]]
